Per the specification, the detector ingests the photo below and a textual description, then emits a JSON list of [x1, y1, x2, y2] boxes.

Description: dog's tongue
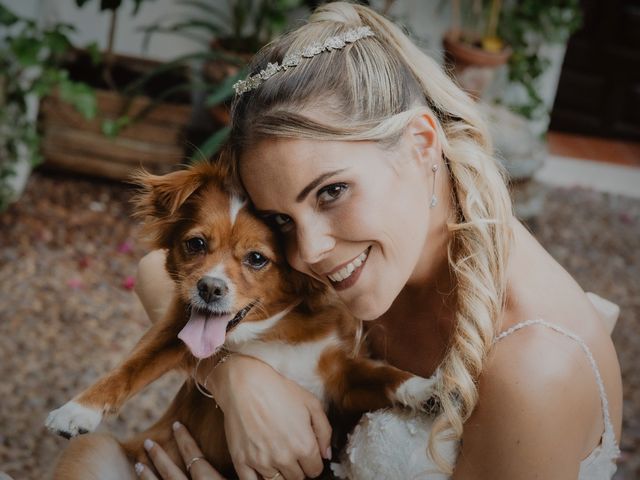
[[178, 310, 234, 359]]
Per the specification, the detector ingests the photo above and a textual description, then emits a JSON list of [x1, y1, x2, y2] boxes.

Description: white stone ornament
[[233, 26, 375, 95]]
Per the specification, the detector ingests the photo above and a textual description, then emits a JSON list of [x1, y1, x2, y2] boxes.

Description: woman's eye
[[273, 214, 291, 226], [184, 237, 207, 254], [244, 251, 270, 270], [318, 183, 348, 203], [268, 213, 293, 232]]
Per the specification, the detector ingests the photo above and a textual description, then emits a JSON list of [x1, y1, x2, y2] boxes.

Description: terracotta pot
[[442, 30, 511, 99]]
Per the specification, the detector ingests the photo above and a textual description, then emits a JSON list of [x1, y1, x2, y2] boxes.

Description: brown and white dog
[[46, 161, 435, 478]]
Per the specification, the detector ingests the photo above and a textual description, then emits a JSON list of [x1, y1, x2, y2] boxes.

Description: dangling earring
[[430, 164, 439, 208]]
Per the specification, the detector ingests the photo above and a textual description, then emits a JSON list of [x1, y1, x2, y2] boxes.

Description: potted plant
[[442, 0, 581, 115], [496, 0, 582, 124], [463, 0, 582, 227], [139, 0, 305, 159], [39, 0, 200, 180], [442, 0, 512, 99], [0, 4, 96, 210]]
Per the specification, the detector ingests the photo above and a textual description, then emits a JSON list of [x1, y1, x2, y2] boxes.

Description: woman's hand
[[135, 422, 225, 479], [209, 355, 332, 480]]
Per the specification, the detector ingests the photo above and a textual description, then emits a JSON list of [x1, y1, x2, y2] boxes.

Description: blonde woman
[[54, 2, 622, 479]]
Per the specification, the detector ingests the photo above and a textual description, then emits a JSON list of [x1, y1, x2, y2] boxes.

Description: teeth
[[328, 249, 369, 283]]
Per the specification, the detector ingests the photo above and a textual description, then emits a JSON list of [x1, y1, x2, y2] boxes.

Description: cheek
[[284, 240, 308, 274]]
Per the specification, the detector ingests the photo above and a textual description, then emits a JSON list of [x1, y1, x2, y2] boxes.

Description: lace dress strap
[[494, 319, 617, 441]]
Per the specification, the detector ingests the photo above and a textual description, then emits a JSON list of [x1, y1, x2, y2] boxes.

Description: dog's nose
[[197, 276, 228, 303]]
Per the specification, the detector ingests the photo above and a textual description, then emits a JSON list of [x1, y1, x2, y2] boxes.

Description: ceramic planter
[[442, 30, 511, 99]]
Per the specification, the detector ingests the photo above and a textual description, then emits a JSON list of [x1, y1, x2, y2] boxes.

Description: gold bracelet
[[193, 350, 232, 405]]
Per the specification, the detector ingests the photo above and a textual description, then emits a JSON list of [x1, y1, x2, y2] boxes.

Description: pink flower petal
[[67, 278, 83, 289], [122, 276, 136, 290], [117, 241, 134, 254], [619, 212, 634, 225]]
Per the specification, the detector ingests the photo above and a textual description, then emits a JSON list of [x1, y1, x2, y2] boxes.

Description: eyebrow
[[296, 169, 347, 203]]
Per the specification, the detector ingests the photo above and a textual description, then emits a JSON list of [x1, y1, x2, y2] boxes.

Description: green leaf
[[43, 30, 73, 55], [276, 0, 303, 9], [85, 41, 103, 65], [0, 4, 19, 26], [58, 80, 98, 119], [10, 36, 41, 66], [32, 69, 67, 97], [155, 18, 227, 36], [175, 0, 232, 24], [102, 116, 131, 137], [190, 126, 230, 162], [205, 69, 246, 107], [132, 0, 155, 15]]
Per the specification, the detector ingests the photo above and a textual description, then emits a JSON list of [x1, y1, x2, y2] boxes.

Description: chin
[[345, 295, 389, 321]]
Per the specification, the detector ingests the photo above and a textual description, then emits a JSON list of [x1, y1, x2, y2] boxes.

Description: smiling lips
[[326, 247, 370, 291]]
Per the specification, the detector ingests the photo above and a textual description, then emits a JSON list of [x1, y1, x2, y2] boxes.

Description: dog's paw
[[393, 376, 437, 411], [45, 401, 102, 438]]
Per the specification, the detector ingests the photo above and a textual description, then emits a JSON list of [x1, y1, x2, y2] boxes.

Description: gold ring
[[264, 473, 282, 480], [186, 456, 205, 472]]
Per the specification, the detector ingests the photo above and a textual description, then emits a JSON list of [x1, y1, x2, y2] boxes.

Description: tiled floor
[[539, 132, 640, 198]]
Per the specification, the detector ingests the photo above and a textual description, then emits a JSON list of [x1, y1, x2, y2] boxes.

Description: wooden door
[[550, 0, 640, 141]]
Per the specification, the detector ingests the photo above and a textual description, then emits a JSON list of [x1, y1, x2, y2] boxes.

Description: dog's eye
[[184, 237, 207, 254], [244, 251, 269, 270]]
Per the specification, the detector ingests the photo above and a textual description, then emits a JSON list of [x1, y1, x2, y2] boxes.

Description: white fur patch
[[229, 195, 246, 226], [225, 306, 294, 345], [205, 263, 230, 282], [45, 400, 103, 437], [235, 334, 339, 406], [394, 376, 437, 410]]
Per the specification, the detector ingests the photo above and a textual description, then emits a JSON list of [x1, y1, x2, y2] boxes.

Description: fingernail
[[172, 421, 181, 431], [143, 438, 154, 451], [325, 447, 332, 460], [134, 462, 144, 476]]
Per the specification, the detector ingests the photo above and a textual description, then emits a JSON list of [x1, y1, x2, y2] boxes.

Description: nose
[[295, 220, 335, 266], [197, 276, 228, 303]]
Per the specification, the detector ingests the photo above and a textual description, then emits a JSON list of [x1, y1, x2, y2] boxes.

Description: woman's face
[[240, 120, 443, 320]]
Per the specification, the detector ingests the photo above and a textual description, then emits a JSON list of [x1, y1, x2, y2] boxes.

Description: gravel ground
[[0, 171, 638, 479]]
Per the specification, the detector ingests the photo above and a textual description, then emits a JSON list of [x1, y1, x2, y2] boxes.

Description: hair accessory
[[233, 26, 375, 95], [430, 164, 439, 208]]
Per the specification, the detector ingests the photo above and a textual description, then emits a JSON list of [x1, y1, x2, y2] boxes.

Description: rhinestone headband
[[233, 26, 375, 96]]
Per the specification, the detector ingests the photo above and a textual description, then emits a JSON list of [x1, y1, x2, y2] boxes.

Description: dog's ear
[[132, 167, 201, 218], [131, 162, 220, 248]]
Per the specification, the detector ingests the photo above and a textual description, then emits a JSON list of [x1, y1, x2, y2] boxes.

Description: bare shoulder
[[452, 324, 601, 480], [450, 219, 622, 479]]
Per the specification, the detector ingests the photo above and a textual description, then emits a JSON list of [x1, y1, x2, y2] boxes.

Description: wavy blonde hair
[[226, 1, 513, 474]]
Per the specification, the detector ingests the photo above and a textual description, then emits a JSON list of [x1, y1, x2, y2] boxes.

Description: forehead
[[239, 137, 388, 207]]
